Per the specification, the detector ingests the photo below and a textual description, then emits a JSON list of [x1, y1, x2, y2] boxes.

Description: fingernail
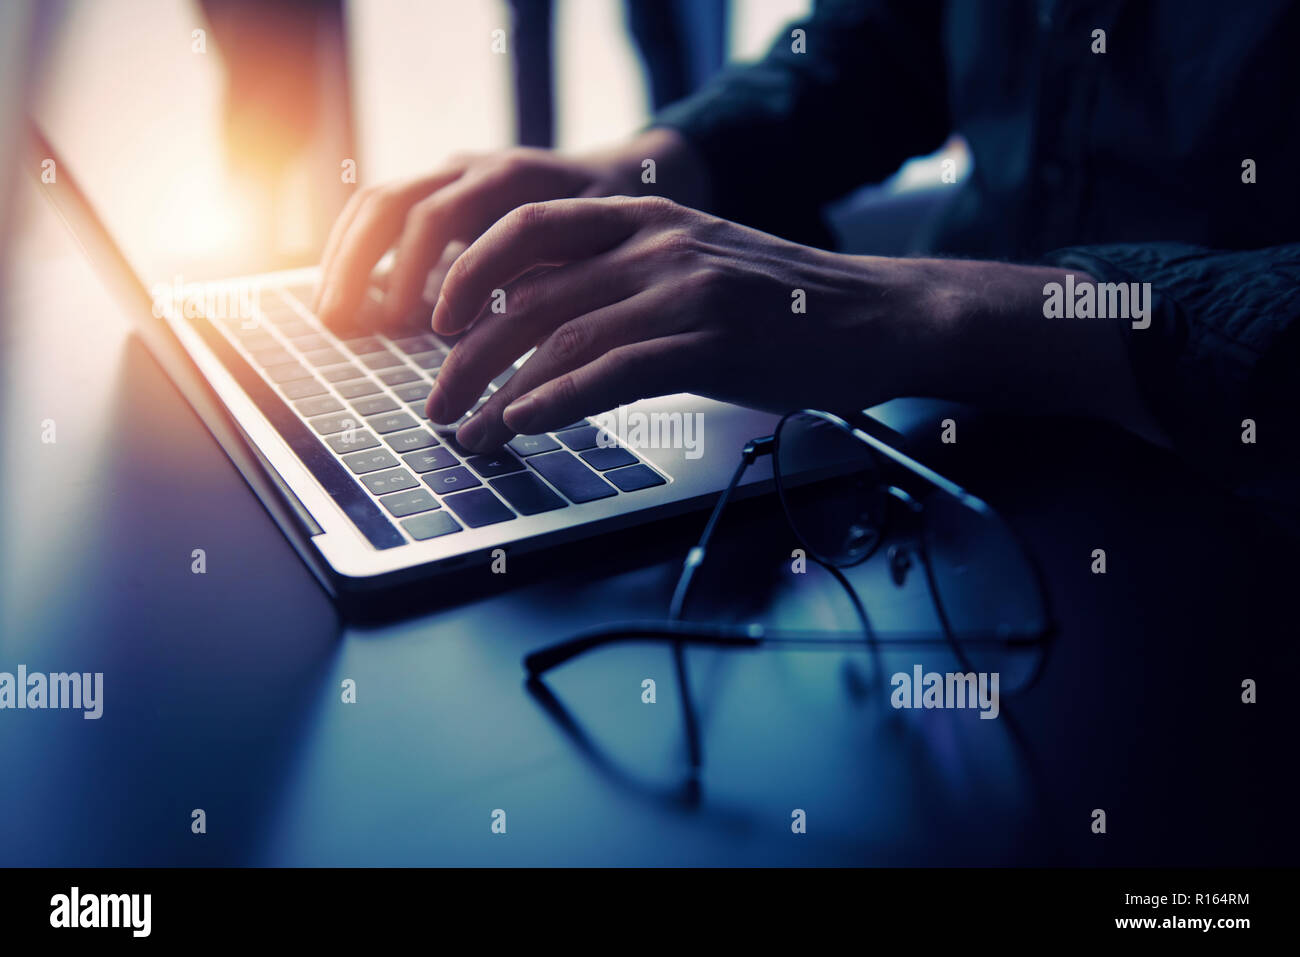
[[426, 383, 449, 423], [318, 289, 338, 322], [431, 295, 450, 334], [456, 413, 486, 450], [504, 393, 539, 432]]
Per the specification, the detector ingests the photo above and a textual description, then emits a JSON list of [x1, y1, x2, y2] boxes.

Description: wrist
[[581, 127, 713, 210], [903, 259, 1166, 438]]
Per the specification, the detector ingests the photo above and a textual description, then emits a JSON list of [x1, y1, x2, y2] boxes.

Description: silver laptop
[[28, 121, 930, 603]]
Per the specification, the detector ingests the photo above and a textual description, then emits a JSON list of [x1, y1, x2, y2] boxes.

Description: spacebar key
[[528, 451, 616, 504]]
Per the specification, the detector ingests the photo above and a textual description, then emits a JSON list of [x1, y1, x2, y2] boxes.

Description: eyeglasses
[[524, 409, 1055, 771]]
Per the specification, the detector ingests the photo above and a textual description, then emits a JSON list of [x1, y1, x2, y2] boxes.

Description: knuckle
[[549, 371, 582, 410], [496, 149, 536, 178], [508, 201, 548, 234], [372, 182, 409, 209], [407, 196, 444, 233], [549, 320, 590, 365], [638, 194, 678, 219]]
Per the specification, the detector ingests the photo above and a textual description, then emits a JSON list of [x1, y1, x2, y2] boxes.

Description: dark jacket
[[654, 0, 1300, 510]]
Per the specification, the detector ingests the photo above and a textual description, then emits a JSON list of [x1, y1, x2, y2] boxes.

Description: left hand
[[427, 196, 939, 451]]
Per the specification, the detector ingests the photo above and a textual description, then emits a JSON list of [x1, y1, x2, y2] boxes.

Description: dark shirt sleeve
[[651, 0, 949, 247], [1043, 242, 1300, 516]]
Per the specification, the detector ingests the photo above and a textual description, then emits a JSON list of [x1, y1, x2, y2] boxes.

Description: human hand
[[313, 129, 708, 332], [425, 196, 1164, 453], [426, 195, 936, 451]]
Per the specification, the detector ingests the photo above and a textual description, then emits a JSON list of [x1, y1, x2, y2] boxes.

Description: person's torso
[[928, 0, 1298, 258]]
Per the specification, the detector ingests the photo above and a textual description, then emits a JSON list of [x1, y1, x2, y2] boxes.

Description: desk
[[2, 193, 1295, 867]]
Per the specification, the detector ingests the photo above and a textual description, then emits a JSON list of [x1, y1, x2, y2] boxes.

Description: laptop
[[27, 121, 936, 603]]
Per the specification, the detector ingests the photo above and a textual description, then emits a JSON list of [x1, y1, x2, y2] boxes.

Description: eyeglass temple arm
[[523, 619, 1045, 676], [668, 435, 774, 621], [524, 621, 769, 675]]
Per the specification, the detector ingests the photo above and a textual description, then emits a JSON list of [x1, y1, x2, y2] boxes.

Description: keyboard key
[[343, 336, 386, 355], [401, 510, 461, 541], [310, 412, 360, 436], [288, 333, 329, 351], [361, 468, 418, 495], [408, 350, 445, 370], [529, 451, 616, 503], [336, 378, 382, 399], [377, 367, 420, 386], [280, 377, 327, 399], [581, 446, 638, 470], [279, 283, 317, 304], [555, 419, 590, 431], [342, 449, 400, 474], [424, 466, 481, 495], [277, 320, 313, 338], [360, 350, 403, 370], [408, 402, 429, 420], [327, 431, 379, 454], [261, 306, 303, 326], [490, 472, 566, 515], [295, 395, 344, 417], [252, 346, 295, 367], [384, 429, 438, 453], [235, 330, 277, 351], [320, 363, 365, 383], [381, 488, 440, 518], [351, 395, 399, 417], [367, 411, 417, 434], [605, 463, 666, 492], [266, 361, 314, 384], [392, 381, 431, 403], [301, 347, 345, 367], [557, 425, 602, 451], [392, 334, 437, 354], [508, 434, 561, 457], [466, 451, 524, 478], [402, 446, 458, 473], [443, 488, 515, 527], [434, 430, 473, 456]]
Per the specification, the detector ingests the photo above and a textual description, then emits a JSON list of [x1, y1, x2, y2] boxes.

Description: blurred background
[[13, 0, 816, 281], [9, 0, 964, 285]]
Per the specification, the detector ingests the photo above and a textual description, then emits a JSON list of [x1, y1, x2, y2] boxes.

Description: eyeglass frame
[[523, 409, 1056, 767]]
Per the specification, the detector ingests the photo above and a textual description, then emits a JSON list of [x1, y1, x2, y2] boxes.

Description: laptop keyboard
[[211, 285, 667, 544]]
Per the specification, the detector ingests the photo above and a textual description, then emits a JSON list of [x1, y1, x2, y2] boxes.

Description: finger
[[316, 171, 463, 329], [420, 240, 468, 310], [500, 335, 702, 440], [451, 289, 685, 450], [432, 195, 663, 336], [385, 159, 592, 326], [425, 249, 644, 425], [313, 187, 370, 312]]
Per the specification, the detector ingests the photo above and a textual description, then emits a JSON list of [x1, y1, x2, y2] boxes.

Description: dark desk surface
[[3, 221, 1296, 867]]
